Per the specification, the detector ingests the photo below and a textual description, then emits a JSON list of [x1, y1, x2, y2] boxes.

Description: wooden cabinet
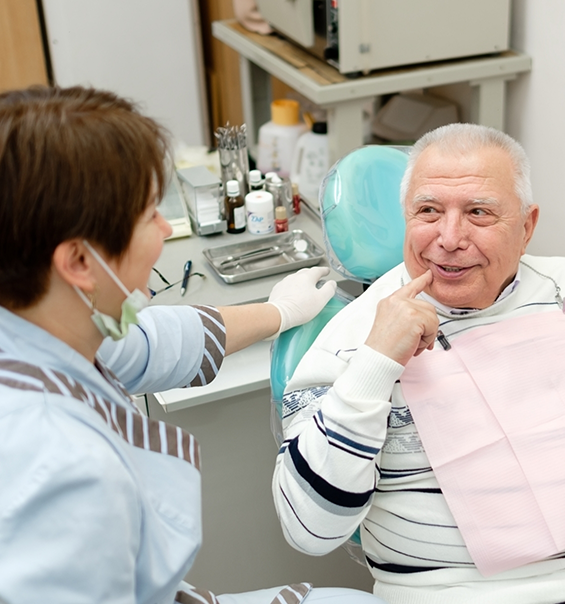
[[198, 0, 293, 145], [0, 0, 48, 93], [198, 0, 244, 134]]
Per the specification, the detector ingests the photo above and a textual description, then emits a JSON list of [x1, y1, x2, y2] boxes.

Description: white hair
[[399, 123, 533, 215]]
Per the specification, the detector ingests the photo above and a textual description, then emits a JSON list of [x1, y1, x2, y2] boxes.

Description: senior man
[[272, 123, 565, 604]]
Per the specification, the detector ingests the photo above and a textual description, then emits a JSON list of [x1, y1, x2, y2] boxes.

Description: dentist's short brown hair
[[0, 85, 171, 309]]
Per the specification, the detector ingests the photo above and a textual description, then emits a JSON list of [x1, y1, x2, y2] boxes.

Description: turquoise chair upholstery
[[321, 144, 409, 284], [270, 144, 409, 563], [270, 294, 351, 446]]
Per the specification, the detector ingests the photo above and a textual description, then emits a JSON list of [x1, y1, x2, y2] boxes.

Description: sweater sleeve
[[272, 344, 403, 555]]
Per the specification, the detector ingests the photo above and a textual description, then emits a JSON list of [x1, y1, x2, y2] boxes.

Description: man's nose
[[437, 213, 469, 251]]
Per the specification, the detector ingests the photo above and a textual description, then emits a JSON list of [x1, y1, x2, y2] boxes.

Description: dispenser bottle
[[290, 121, 329, 208], [257, 99, 307, 177], [224, 179, 246, 234]]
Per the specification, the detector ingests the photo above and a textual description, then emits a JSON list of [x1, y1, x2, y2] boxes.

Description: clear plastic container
[[257, 99, 307, 177]]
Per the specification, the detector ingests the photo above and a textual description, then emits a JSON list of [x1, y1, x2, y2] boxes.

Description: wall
[[42, 0, 209, 147], [506, 0, 565, 256]]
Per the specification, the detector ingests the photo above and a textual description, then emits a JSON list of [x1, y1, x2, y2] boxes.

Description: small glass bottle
[[275, 205, 289, 233], [292, 182, 301, 214], [248, 169, 264, 191], [224, 179, 246, 234]]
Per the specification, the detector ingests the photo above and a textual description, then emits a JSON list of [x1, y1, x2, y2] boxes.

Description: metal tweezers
[[218, 246, 283, 268]]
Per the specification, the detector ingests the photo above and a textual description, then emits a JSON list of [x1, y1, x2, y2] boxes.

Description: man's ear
[[521, 204, 540, 254], [52, 240, 97, 292]]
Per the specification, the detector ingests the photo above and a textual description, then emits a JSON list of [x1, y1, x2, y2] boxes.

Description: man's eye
[[470, 208, 487, 216], [419, 206, 437, 214]]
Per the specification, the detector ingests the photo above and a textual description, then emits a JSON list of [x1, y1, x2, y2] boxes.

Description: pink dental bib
[[400, 310, 565, 577]]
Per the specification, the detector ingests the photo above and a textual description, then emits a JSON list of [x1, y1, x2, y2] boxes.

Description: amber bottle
[[224, 179, 246, 234]]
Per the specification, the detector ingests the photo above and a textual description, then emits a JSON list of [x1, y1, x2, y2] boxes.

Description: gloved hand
[[266, 266, 337, 338]]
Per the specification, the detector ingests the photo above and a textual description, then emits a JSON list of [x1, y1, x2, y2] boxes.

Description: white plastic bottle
[[290, 121, 329, 207], [257, 100, 307, 178], [245, 190, 275, 235]]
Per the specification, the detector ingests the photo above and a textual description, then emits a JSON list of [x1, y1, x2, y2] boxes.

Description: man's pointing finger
[[401, 270, 433, 299]]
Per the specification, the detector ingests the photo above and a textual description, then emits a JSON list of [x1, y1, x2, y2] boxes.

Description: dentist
[[0, 86, 384, 604]]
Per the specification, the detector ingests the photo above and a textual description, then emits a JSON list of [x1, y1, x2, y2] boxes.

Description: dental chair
[[270, 144, 409, 563]]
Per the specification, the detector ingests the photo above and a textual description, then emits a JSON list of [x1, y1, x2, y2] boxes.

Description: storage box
[[177, 166, 226, 236]]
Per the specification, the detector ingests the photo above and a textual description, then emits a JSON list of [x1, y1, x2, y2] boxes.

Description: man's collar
[[420, 266, 521, 316]]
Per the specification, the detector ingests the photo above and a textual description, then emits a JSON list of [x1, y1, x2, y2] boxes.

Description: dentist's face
[[110, 199, 173, 298], [403, 145, 539, 309], [94, 197, 172, 319]]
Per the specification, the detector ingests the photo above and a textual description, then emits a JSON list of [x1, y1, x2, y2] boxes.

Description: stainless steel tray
[[202, 230, 325, 283]]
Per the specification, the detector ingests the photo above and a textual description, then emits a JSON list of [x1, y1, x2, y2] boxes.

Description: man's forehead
[[409, 145, 516, 190], [413, 143, 513, 174]]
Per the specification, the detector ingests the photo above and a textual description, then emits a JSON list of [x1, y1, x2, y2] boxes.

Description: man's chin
[[426, 284, 485, 310]]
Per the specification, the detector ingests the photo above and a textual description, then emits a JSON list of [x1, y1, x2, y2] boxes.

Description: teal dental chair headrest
[[320, 145, 409, 284]]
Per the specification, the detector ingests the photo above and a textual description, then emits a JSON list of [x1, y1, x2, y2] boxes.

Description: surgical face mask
[[74, 241, 149, 341]]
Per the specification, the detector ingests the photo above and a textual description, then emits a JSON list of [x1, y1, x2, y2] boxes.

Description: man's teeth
[[441, 266, 463, 272]]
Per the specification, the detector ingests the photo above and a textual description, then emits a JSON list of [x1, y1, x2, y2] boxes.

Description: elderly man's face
[[403, 145, 539, 309]]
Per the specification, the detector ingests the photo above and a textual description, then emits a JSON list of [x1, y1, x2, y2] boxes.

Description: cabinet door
[[199, 0, 244, 132], [0, 0, 48, 92]]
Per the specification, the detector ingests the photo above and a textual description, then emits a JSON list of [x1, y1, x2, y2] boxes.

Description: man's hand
[[364, 271, 438, 366]]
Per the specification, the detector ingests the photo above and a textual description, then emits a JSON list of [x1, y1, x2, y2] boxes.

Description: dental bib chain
[[519, 260, 564, 309]]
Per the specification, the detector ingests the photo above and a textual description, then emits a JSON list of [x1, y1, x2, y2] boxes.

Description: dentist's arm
[[100, 266, 336, 393]]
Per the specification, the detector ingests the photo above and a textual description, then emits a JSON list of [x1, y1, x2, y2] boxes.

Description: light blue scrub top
[[0, 304, 221, 604]]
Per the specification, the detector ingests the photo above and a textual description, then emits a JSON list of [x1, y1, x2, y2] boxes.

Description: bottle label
[[234, 206, 246, 229], [247, 210, 274, 235]]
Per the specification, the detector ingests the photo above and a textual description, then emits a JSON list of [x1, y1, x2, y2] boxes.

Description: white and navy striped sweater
[[273, 255, 565, 604]]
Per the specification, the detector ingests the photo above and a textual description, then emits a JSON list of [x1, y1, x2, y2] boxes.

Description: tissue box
[[177, 166, 226, 236]]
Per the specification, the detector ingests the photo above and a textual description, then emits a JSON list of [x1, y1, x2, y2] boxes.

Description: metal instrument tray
[[202, 230, 325, 284]]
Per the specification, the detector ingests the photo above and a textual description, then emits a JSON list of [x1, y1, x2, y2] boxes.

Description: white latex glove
[[266, 266, 337, 339]]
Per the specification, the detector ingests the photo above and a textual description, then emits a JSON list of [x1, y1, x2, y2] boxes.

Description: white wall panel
[[507, 0, 565, 256], [42, 0, 209, 146]]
